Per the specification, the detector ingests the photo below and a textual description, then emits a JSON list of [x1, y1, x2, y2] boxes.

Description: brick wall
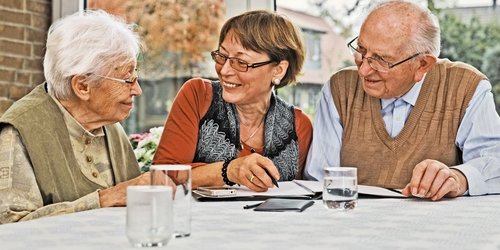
[[0, 0, 51, 116]]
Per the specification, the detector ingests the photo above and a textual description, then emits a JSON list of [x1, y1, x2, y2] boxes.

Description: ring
[[250, 175, 255, 183]]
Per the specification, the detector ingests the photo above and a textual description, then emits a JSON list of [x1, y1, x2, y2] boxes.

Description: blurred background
[[0, 0, 498, 135]]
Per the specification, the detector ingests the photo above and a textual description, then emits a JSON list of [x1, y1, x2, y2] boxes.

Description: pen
[[250, 148, 279, 188], [243, 202, 263, 209], [292, 180, 314, 194], [264, 168, 279, 188]]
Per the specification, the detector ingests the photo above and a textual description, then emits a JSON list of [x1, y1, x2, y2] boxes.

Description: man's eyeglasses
[[92, 70, 138, 84], [347, 36, 422, 73], [211, 50, 275, 72]]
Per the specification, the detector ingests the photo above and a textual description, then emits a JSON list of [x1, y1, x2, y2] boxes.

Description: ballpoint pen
[[250, 148, 279, 188], [243, 202, 264, 209], [264, 168, 279, 188]]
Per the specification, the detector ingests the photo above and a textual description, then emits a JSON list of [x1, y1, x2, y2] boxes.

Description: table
[[2, 196, 500, 250]]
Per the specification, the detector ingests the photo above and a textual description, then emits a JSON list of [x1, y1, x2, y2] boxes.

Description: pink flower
[[129, 132, 152, 142]]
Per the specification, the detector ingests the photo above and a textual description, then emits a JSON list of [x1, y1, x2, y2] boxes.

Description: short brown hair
[[218, 10, 304, 88]]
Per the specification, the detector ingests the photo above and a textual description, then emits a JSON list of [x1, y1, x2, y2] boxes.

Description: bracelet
[[221, 158, 236, 186]]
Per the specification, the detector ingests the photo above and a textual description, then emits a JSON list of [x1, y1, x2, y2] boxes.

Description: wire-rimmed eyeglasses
[[347, 36, 422, 73], [92, 70, 139, 84], [210, 50, 275, 72]]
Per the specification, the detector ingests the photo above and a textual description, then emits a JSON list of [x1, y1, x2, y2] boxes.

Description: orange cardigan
[[153, 78, 313, 178]]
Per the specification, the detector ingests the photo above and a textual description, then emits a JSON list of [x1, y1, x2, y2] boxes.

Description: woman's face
[[215, 32, 279, 106], [87, 62, 142, 124]]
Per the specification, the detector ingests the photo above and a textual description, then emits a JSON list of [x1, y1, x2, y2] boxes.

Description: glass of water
[[126, 185, 173, 247], [150, 165, 192, 238], [323, 167, 358, 211]]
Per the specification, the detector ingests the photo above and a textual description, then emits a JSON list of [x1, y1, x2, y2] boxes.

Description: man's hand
[[98, 172, 151, 207], [401, 159, 468, 201]]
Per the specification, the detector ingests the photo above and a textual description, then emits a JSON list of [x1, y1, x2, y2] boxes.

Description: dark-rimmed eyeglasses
[[211, 50, 275, 72], [347, 36, 422, 73], [92, 69, 139, 84]]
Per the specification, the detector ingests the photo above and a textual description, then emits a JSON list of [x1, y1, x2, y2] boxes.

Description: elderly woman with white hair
[[0, 10, 149, 224]]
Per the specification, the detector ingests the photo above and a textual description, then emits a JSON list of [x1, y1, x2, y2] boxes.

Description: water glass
[[323, 167, 358, 211], [150, 164, 192, 238], [126, 185, 173, 247]]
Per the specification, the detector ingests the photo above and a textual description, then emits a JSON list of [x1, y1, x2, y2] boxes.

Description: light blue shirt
[[304, 77, 500, 196]]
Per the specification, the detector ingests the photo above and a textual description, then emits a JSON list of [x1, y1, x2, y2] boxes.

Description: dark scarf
[[193, 81, 299, 181]]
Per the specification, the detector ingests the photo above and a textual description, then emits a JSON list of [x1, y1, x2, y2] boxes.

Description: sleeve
[[294, 108, 313, 180], [0, 126, 100, 224], [454, 79, 500, 196], [303, 82, 343, 180], [152, 78, 212, 166]]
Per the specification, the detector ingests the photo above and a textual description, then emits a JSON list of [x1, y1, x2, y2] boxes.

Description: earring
[[272, 78, 281, 86]]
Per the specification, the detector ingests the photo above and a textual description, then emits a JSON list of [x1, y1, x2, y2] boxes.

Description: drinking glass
[[126, 185, 173, 247], [150, 164, 192, 238], [323, 167, 358, 211]]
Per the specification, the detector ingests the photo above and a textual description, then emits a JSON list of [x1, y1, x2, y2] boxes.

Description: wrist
[[451, 168, 468, 195], [98, 189, 108, 207], [98, 187, 116, 207], [221, 158, 236, 186]]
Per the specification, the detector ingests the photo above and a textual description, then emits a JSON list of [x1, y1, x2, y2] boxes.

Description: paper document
[[234, 181, 315, 197], [193, 180, 405, 201], [358, 185, 405, 198], [193, 181, 316, 201], [292, 180, 405, 198]]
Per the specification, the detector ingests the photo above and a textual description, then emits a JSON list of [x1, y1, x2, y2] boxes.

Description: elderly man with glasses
[[305, 1, 500, 201], [0, 10, 150, 224]]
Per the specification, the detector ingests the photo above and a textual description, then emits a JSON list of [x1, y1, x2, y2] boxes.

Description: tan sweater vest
[[330, 59, 486, 188], [0, 84, 140, 205]]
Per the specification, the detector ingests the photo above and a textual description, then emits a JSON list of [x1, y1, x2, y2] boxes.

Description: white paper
[[358, 185, 405, 198], [194, 180, 405, 199], [233, 181, 314, 197], [293, 180, 406, 198]]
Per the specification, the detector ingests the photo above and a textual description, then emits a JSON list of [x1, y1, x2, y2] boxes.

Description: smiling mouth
[[121, 102, 133, 108], [222, 81, 242, 88], [363, 78, 380, 84]]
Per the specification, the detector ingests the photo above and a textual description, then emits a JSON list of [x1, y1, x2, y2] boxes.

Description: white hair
[[367, 1, 441, 57], [43, 10, 141, 100]]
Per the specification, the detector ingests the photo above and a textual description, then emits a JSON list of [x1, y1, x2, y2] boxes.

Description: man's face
[[355, 16, 421, 99]]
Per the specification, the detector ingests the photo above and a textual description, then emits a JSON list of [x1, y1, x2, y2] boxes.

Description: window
[[86, 0, 226, 133], [303, 29, 322, 70], [56, 0, 281, 133]]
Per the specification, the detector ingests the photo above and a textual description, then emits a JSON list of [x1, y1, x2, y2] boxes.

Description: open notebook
[[293, 180, 405, 198], [192, 180, 405, 201]]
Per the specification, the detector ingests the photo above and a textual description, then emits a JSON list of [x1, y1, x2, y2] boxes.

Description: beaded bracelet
[[221, 158, 236, 186]]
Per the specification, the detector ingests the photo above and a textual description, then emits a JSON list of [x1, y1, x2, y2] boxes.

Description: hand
[[227, 153, 280, 192], [98, 172, 151, 207], [401, 159, 468, 201]]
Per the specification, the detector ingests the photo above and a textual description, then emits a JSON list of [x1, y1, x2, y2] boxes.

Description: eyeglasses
[[347, 36, 422, 73], [92, 70, 139, 84], [210, 50, 275, 72]]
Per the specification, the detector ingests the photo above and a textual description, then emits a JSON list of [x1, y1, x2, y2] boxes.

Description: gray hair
[[43, 10, 141, 100], [368, 1, 441, 57]]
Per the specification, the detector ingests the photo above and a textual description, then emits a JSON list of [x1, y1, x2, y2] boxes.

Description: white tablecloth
[[2, 196, 500, 250]]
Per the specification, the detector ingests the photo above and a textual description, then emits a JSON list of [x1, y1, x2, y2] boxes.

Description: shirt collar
[[50, 95, 105, 138], [380, 75, 426, 109]]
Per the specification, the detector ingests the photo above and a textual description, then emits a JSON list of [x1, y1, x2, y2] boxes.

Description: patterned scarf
[[193, 81, 299, 181]]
